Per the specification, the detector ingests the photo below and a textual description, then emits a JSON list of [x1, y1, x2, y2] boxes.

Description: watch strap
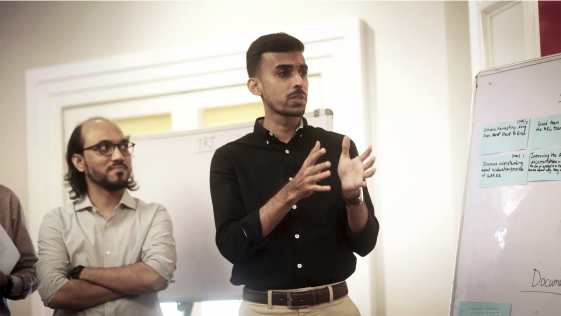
[[70, 265, 85, 280], [1, 275, 14, 297], [342, 187, 364, 206]]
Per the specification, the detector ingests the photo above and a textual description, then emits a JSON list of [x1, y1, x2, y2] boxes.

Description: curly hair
[[64, 117, 138, 200]]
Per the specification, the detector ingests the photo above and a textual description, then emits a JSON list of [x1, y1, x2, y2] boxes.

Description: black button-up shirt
[[210, 117, 379, 290]]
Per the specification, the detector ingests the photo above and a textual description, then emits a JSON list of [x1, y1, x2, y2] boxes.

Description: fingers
[[341, 136, 350, 158], [363, 167, 376, 179], [310, 161, 331, 174], [311, 184, 331, 192], [358, 145, 373, 162], [305, 141, 327, 166], [310, 170, 331, 182], [363, 156, 376, 170]]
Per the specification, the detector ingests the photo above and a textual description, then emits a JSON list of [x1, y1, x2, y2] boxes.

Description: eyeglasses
[[82, 141, 135, 156]]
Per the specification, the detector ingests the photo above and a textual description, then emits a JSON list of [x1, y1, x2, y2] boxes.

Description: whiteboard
[[450, 53, 561, 315], [131, 109, 333, 303]]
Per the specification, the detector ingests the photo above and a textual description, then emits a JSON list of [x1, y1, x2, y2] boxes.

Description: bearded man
[[210, 33, 380, 316], [36, 118, 176, 316]]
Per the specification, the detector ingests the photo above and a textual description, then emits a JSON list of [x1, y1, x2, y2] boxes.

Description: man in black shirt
[[210, 33, 379, 315]]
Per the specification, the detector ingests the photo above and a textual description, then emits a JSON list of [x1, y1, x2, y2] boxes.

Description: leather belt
[[242, 281, 348, 308]]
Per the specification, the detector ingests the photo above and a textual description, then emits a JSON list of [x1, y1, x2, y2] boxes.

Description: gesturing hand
[[338, 136, 376, 194], [285, 141, 332, 200]]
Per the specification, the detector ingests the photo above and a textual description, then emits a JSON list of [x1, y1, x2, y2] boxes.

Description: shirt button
[[295, 234, 300, 239], [105, 223, 110, 227], [297, 264, 302, 268], [292, 205, 297, 209], [269, 132, 273, 136], [106, 250, 111, 255], [289, 177, 293, 181], [266, 141, 269, 145], [285, 150, 289, 154], [300, 134, 302, 137]]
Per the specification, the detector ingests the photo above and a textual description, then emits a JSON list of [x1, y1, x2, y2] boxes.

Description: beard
[[85, 161, 131, 192], [262, 87, 307, 117]]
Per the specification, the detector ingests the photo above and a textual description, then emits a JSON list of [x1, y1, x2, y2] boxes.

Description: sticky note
[[459, 301, 512, 316], [529, 114, 561, 149], [528, 147, 561, 181], [480, 119, 530, 155], [479, 153, 529, 188]]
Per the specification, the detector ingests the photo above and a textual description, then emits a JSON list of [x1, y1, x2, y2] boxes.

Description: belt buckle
[[286, 289, 310, 309]]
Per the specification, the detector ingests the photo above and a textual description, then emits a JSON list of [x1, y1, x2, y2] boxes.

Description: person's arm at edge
[[4, 189, 38, 299]]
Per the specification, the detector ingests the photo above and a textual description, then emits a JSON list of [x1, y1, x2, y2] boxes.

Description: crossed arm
[[37, 208, 176, 311], [49, 263, 167, 310]]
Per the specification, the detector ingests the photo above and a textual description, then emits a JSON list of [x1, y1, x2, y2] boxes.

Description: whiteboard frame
[[448, 52, 561, 316]]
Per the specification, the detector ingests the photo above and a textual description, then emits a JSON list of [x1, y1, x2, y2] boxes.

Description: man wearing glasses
[[36, 118, 176, 316]]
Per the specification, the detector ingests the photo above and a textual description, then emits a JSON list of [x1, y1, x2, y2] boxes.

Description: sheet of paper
[[528, 147, 561, 181], [529, 114, 561, 149], [479, 153, 529, 188], [480, 119, 530, 155], [459, 301, 512, 316], [0, 224, 20, 275]]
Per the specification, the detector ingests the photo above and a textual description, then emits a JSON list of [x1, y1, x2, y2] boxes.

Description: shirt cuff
[[9, 275, 23, 297], [144, 254, 176, 284], [39, 277, 69, 306], [241, 209, 270, 249], [346, 211, 377, 239]]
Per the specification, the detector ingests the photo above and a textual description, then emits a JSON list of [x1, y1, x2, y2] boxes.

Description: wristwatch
[[69, 265, 85, 280], [342, 187, 364, 207], [0, 275, 14, 297]]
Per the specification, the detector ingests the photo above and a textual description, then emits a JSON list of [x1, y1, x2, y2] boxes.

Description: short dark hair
[[64, 117, 138, 200], [246, 33, 305, 78]]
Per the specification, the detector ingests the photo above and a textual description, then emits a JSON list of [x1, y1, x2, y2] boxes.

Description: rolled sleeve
[[35, 209, 70, 306], [142, 206, 177, 283], [343, 140, 380, 257]]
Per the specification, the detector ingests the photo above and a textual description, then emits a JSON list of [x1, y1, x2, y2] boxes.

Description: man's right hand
[[259, 141, 332, 237], [284, 141, 332, 200]]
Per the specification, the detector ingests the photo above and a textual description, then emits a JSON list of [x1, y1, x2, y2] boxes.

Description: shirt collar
[[74, 190, 138, 212], [253, 116, 308, 140]]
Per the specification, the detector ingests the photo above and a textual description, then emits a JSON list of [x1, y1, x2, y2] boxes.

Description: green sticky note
[[480, 119, 530, 155], [528, 147, 561, 181], [529, 114, 561, 149], [479, 153, 529, 188], [459, 301, 512, 316]]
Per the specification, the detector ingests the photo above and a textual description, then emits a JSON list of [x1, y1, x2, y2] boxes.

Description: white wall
[[0, 2, 472, 315]]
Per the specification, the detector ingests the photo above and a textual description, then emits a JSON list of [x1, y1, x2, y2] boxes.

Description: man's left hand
[[338, 136, 376, 197]]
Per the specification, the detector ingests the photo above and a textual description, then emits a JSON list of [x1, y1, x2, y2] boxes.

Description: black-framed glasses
[[82, 141, 135, 156]]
